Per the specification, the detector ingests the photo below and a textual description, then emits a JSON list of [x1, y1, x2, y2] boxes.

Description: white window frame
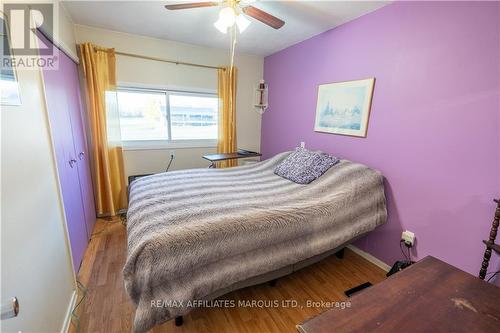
[[117, 86, 219, 150]]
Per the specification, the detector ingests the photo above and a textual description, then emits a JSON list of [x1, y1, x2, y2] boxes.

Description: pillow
[[274, 147, 339, 184]]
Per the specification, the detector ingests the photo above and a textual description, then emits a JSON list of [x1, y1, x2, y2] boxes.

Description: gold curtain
[[79, 43, 127, 216], [217, 66, 238, 168]]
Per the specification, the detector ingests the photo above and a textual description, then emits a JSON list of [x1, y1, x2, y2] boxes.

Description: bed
[[124, 151, 387, 332]]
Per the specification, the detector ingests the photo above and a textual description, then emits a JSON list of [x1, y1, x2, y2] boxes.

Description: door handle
[[1, 297, 19, 320], [78, 152, 85, 160], [69, 159, 77, 168]]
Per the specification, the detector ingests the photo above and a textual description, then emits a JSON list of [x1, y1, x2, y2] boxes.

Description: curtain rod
[[115, 51, 223, 70], [88, 46, 223, 70]]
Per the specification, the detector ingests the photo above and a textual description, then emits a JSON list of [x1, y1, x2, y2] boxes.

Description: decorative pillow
[[274, 147, 339, 184]]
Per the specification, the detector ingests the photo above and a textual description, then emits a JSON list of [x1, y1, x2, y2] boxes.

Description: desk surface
[[202, 151, 262, 162], [297, 256, 500, 333]]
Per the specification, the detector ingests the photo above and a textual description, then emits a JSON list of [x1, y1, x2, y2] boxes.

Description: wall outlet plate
[[401, 230, 415, 247], [169, 150, 175, 158], [300, 141, 305, 148]]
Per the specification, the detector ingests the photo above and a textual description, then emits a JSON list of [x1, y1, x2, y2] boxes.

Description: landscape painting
[[314, 78, 375, 137]]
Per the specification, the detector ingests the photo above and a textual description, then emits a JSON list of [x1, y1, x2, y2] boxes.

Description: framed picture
[[1, 17, 22, 106], [314, 78, 375, 137]]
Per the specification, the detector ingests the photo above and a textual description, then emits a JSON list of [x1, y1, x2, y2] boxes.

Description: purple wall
[[262, 1, 500, 277]]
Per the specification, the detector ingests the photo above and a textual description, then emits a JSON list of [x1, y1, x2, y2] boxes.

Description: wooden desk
[[202, 150, 262, 168], [297, 256, 500, 333]]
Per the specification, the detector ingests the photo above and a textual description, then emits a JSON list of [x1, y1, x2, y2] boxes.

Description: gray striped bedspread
[[124, 152, 387, 332]]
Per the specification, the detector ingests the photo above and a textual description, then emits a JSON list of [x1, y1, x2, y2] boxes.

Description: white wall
[[74, 25, 264, 177], [1, 4, 77, 332], [58, 1, 78, 59]]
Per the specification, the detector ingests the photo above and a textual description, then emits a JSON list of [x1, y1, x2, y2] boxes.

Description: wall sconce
[[253, 79, 268, 115]]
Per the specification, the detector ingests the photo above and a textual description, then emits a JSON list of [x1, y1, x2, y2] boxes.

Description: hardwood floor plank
[[70, 218, 386, 332]]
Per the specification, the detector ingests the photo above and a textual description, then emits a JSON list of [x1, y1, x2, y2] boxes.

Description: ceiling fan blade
[[242, 6, 285, 29], [165, 2, 218, 10]]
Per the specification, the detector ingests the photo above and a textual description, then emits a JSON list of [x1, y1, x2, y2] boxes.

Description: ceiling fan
[[165, 0, 285, 34]]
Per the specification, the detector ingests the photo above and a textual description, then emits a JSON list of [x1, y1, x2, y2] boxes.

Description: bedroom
[[1, 0, 499, 332]]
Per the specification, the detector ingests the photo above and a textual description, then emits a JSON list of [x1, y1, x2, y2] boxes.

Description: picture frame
[[314, 78, 375, 137], [1, 16, 22, 106]]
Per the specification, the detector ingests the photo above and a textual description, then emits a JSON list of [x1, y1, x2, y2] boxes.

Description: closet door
[[64, 54, 96, 239], [41, 37, 88, 272]]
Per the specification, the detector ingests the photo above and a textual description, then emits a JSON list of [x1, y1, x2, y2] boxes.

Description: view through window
[[117, 88, 218, 143]]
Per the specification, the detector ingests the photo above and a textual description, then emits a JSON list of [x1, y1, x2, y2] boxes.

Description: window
[[117, 87, 218, 147], [117, 90, 168, 141], [170, 94, 218, 140]]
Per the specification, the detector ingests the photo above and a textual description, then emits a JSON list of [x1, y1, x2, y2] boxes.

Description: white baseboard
[[61, 289, 77, 333], [347, 245, 391, 272]]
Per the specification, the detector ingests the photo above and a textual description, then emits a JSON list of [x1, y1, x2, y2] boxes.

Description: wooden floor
[[71, 218, 386, 333]]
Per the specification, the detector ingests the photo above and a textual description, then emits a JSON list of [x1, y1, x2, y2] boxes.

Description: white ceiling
[[62, 1, 390, 56]]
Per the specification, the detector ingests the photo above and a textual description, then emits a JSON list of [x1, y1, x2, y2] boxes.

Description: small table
[[202, 150, 262, 168], [297, 256, 500, 333]]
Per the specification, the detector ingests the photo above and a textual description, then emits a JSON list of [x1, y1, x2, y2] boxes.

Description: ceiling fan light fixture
[[236, 14, 250, 33], [219, 6, 236, 26], [165, 2, 285, 31], [214, 18, 228, 34]]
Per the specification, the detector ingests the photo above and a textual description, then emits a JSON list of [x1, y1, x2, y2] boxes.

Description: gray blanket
[[124, 152, 387, 332]]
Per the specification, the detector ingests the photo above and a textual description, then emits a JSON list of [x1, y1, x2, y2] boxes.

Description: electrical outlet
[[169, 150, 175, 158], [300, 141, 305, 148], [401, 230, 415, 247]]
